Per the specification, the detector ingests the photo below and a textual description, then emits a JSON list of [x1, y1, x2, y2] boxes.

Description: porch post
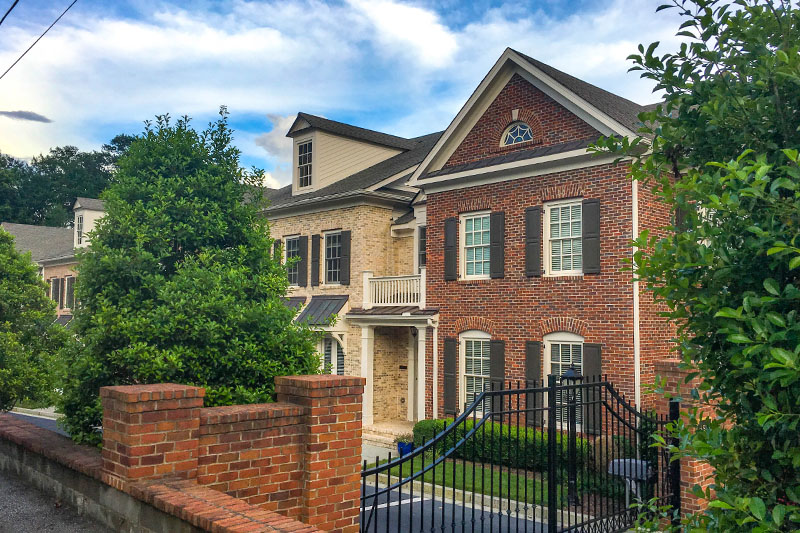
[[415, 325, 427, 422], [360, 325, 374, 426]]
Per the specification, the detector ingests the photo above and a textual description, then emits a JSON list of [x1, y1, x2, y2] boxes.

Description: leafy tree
[[60, 110, 320, 445], [595, 0, 800, 530], [0, 228, 67, 411]]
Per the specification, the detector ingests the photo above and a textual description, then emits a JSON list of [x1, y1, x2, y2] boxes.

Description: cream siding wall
[[315, 132, 402, 189], [74, 208, 104, 248]]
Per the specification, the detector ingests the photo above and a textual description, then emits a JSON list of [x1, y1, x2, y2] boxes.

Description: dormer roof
[[287, 112, 419, 151], [73, 197, 105, 211]]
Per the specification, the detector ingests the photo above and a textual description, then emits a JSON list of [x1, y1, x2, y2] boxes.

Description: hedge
[[412, 418, 592, 473]]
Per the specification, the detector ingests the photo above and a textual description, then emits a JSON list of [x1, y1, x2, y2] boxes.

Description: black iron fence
[[361, 374, 679, 533]]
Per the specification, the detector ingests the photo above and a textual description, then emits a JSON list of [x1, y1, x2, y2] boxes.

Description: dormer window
[[501, 122, 534, 146], [298, 140, 312, 188], [76, 214, 84, 244]]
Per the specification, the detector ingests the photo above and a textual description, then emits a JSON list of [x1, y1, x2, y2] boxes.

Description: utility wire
[[0, 0, 78, 82], [0, 0, 21, 27]]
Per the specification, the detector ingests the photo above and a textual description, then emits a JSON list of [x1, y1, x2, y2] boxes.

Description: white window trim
[[543, 331, 585, 429], [319, 334, 346, 375], [543, 199, 584, 277], [283, 235, 301, 286], [323, 230, 342, 286], [295, 137, 314, 191], [499, 121, 534, 147], [76, 214, 84, 245], [458, 330, 491, 414], [459, 210, 491, 280]]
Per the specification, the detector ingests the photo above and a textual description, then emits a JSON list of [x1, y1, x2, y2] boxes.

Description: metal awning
[[296, 295, 348, 325], [283, 296, 307, 310]]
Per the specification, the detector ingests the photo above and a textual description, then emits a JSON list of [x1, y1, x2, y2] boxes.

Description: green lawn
[[373, 455, 566, 506]]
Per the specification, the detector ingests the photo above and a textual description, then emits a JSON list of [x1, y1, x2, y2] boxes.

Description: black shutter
[[311, 234, 320, 287], [582, 199, 601, 274], [583, 343, 602, 435], [273, 239, 282, 260], [525, 341, 543, 426], [444, 217, 458, 281], [56, 278, 64, 309], [297, 236, 308, 287], [340, 230, 351, 286], [490, 340, 505, 413], [525, 206, 542, 276], [490, 212, 505, 279], [336, 342, 345, 376], [65, 277, 75, 309], [443, 338, 458, 415]]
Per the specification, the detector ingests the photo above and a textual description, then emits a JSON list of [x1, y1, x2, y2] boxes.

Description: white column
[[415, 325, 427, 421], [407, 329, 415, 421], [419, 267, 426, 309], [360, 325, 374, 426]]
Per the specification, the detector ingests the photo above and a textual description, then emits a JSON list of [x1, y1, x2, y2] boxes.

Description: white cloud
[[0, 0, 684, 184]]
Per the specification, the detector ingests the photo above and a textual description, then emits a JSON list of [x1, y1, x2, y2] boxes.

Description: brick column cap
[[274, 375, 366, 389], [100, 383, 205, 402]]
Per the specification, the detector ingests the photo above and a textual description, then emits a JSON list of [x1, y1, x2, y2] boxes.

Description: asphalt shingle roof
[[513, 49, 653, 134], [265, 131, 442, 211], [74, 197, 105, 211], [290, 112, 419, 150], [1, 222, 74, 262]]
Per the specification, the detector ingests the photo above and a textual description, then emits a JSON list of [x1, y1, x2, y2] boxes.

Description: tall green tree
[[595, 0, 800, 530], [0, 228, 67, 411], [60, 110, 320, 445]]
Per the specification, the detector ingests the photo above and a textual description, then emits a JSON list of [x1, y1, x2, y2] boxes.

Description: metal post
[[669, 400, 681, 527], [547, 374, 558, 533], [567, 388, 578, 507]]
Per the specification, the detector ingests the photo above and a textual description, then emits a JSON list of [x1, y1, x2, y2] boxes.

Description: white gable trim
[[408, 48, 638, 187]]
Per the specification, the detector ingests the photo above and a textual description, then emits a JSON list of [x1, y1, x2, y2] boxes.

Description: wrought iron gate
[[360, 375, 679, 533]]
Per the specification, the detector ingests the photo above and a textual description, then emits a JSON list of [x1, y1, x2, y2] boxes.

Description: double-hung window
[[462, 212, 490, 278], [322, 336, 345, 375], [545, 333, 584, 425], [546, 200, 582, 275], [285, 236, 300, 286], [461, 333, 491, 413], [76, 215, 84, 244], [325, 232, 341, 284], [298, 140, 312, 188], [417, 226, 426, 272]]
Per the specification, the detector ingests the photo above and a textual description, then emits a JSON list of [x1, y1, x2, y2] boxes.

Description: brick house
[[264, 113, 441, 439], [405, 48, 671, 419], [1, 197, 105, 324]]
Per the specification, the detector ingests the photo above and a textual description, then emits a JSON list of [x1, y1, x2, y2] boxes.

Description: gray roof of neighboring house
[[289, 112, 419, 150], [264, 131, 442, 211], [74, 197, 105, 211], [392, 210, 416, 225], [296, 295, 349, 325], [421, 136, 599, 179], [1, 222, 74, 262], [513, 49, 655, 134]]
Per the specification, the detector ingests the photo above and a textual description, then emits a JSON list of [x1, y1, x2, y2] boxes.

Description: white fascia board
[[419, 150, 623, 194], [345, 314, 436, 327]]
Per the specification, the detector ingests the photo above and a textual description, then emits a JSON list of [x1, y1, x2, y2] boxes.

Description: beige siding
[[315, 132, 402, 189]]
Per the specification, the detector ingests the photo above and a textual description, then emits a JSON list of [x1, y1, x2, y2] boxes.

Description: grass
[[372, 454, 566, 507]]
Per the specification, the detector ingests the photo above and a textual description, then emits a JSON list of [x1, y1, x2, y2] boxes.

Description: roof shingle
[[1, 222, 74, 262]]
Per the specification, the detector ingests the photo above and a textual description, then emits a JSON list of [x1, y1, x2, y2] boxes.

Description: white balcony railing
[[362, 268, 425, 309]]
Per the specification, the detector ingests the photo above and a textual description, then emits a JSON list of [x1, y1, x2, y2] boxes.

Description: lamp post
[[562, 364, 583, 507]]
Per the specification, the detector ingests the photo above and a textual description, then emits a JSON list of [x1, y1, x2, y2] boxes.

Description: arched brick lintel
[[489, 108, 545, 154], [454, 316, 499, 336], [539, 317, 589, 338]]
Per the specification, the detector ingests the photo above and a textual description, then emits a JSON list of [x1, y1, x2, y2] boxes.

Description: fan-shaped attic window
[[501, 122, 534, 146]]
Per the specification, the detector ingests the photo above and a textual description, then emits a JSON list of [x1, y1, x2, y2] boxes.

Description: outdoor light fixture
[[562, 364, 583, 507]]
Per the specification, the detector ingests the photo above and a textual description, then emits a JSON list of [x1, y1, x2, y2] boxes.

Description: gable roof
[[288, 112, 419, 151], [1, 222, 74, 262], [512, 50, 650, 134], [74, 197, 105, 211], [264, 131, 442, 212]]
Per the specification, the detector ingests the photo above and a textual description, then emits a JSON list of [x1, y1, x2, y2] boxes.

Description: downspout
[[632, 179, 642, 408]]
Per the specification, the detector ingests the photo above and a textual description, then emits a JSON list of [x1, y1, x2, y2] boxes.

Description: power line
[[0, 0, 21, 27], [0, 0, 78, 82]]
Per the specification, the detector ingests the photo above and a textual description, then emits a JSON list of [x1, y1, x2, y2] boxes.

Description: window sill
[[542, 273, 584, 281], [459, 276, 491, 283]]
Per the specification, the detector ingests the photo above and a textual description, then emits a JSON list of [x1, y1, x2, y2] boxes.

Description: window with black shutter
[[418, 226, 426, 273]]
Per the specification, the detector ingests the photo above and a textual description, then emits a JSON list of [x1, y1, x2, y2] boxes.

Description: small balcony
[[362, 268, 425, 309]]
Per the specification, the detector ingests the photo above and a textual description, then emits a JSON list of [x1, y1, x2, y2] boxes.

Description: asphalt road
[[361, 483, 546, 533], [8, 412, 68, 436]]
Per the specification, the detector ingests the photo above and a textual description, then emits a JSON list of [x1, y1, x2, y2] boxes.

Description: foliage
[[0, 134, 133, 226], [593, 1, 800, 530], [59, 110, 320, 445], [0, 228, 67, 411]]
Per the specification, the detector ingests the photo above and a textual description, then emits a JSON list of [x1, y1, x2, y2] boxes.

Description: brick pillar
[[275, 375, 365, 533], [100, 383, 204, 483], [654, 359, 714, 518]]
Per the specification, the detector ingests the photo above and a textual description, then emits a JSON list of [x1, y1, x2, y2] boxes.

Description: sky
[[0, 0, 685, 188]]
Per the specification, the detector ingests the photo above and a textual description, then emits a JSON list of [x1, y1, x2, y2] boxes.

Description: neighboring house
[[407, 48, 672, 420], [1, 197, 105, 324], [264, 113, 442, 433]]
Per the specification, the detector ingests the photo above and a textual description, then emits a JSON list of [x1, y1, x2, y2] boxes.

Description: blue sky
[[0, 0, 683, 187]]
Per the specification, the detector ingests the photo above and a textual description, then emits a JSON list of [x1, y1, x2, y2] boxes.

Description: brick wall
[[425, 161, 641, 417], [42, 261, 78, 317], [101, 376, 365, 533], [444, 73, 601, 168], [372, 326, 409, 422]]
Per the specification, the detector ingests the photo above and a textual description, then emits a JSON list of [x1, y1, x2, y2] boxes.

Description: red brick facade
[[444, 73, 601, 168], [100, 377, 365, 533]]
